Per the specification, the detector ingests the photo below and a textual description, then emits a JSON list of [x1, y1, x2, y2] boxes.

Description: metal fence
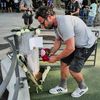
[[0, 35, 24, 100]]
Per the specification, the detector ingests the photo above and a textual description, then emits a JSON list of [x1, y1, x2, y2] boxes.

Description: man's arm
[[56, 36, 75, 60], [48, 36, 75, 63], [50, 37, 61, 56]]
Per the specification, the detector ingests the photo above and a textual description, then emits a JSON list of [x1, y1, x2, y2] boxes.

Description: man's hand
[[48, 55, 58, 63]]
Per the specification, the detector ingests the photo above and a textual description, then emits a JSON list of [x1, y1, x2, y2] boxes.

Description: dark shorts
[[23, 16, 33, 25], [22, 11, 33, 25], [61, 44, 96, 72]]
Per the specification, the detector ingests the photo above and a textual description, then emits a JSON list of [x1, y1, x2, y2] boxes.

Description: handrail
[[0, 35, 17, 98]]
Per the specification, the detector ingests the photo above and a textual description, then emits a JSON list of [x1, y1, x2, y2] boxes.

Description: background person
[[79, 0, 89, 22], [20, 0, 34, 29], [65, 0, 80, 16], [6, 0, 13, 12], [87, 0, 97, 26]]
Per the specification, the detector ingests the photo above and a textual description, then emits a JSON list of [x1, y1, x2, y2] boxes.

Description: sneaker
[[71, 87, 88, 98], [49, 86, 68, 95]]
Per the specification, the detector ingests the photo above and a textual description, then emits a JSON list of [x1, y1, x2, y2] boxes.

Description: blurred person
[[47, 0, 53, 8], [43, 0, 48, 6], [87, 0, 97, 26], [14, 0, 20, 12], [65, 0, 80, 16], [6, 0, 13, 12], [94, 2, 100, 26], [20, 0, 34, 29], [79, 0, 88, 22], [32, 0, 43, 10], [0, 0, 7, 12]]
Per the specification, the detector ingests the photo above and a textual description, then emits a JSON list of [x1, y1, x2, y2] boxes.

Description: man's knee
[[69, 65, 82, 73], [60, 62, 69, 72]]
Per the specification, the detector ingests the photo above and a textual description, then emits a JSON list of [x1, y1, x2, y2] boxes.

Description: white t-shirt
[[55, 15, 96, 48], [89, 3, 97, 17]]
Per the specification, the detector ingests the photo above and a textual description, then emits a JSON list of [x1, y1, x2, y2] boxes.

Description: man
[[35, 6, 96, 97], [20, 0, 34, 29]]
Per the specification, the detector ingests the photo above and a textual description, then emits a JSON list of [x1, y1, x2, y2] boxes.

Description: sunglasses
[[40, 19, 54, 29]]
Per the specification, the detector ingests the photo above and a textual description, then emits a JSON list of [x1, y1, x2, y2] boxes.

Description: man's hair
[[35, 6, 55, 19]]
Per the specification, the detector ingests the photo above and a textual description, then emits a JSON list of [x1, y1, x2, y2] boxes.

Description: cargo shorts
[[61, 44, 96, 72]]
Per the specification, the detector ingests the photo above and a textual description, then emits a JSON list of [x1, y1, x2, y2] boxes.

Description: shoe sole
[[49, 90, 68, 95], [71, 87, 88, 98]]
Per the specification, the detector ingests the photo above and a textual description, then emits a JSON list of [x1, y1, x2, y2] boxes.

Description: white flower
[[36, 29, 41, 35], [16, 31, 22, 36], [40, 49, 46, 57], [21, 29, 25, 33], [25, 29, 30, 33]]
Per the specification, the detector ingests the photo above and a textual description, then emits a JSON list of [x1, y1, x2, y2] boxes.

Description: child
[[87, 0, 97, 26]]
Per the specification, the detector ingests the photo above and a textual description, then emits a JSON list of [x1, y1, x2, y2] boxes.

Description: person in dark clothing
[[6, 0, 13, 12], [79, 0, 89, 21], [65, 0, 80, 16], [0, 0, 7, 12], [20, 0, 34, 29], [32, 0, 43, 10]]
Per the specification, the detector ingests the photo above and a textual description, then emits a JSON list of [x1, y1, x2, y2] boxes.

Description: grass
[[29, 40, 100, 100]]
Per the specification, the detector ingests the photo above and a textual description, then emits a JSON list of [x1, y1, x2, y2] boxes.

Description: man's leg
[[59, 62, 69, 89], [49, 50, 75, 95], [68, 47, 90, 98], [69, 70, 87, 89], [69, 70, 88, 98], [49, 62, 69, 94], [70, 44, 96, 88]]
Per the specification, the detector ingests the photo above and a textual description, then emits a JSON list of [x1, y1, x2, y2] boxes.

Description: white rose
[[36, 29, 41, 35]]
